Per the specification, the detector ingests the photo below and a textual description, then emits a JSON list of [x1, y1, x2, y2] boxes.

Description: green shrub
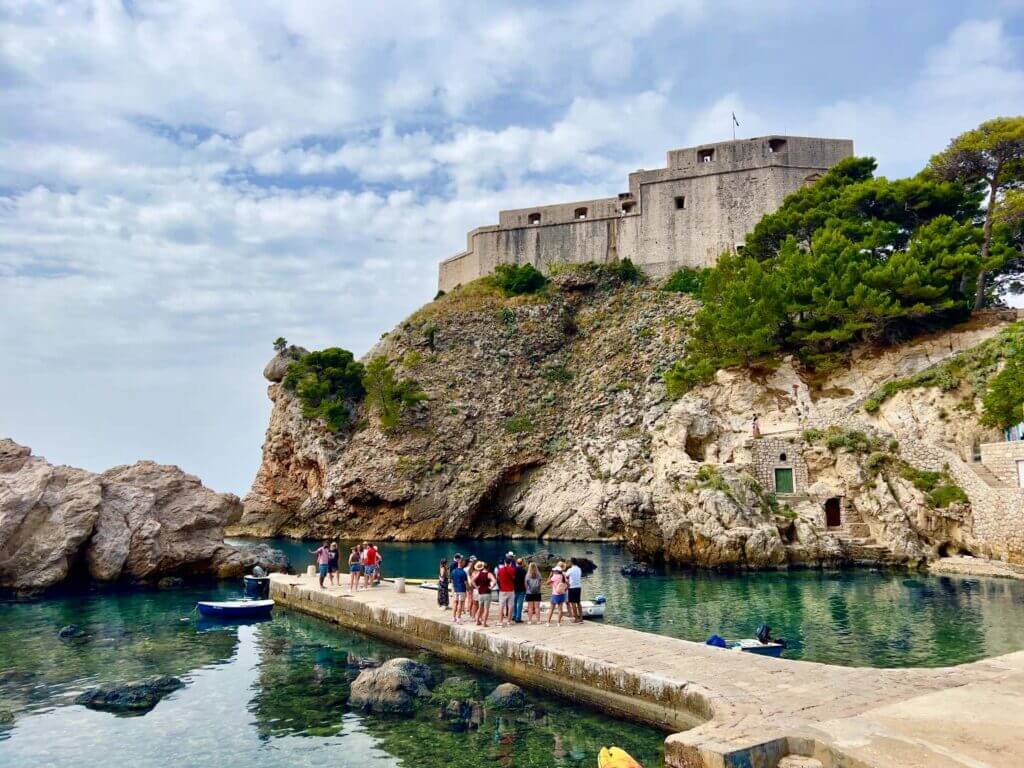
[[980, 348, 1024, 429], [504, 416, 534, 434], [802, 428, 824, 443], [663, 267, 710, 295], [362, 356, 427, 431], [824, 428, 874, 454], [865, 451, 891, 475], [929, 484, 969, 508], [690, 465, 730, 493], [491, 263, 547, 296], [609, 258, 643, 283], [273, 336, 287, 353], [283, 348, 366, 432], [542, 365, 573, 384]]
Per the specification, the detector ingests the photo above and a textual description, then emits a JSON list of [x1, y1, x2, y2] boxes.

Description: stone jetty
[[270, 572, 1024, 767]]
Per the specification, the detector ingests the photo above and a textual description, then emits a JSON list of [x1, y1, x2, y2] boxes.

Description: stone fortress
[[438, 135, 853, 291]]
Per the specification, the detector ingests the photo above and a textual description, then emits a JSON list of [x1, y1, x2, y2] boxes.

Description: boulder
[[432, 676, 480, 702], [58, 624, 86, 640], [0, 439, 252, 591], [263, 346, 308, 383], [486, 682, 526, 708], [74, 675, 184, 715], [157, 577, 185, 590], [348, 658, 435, 714]]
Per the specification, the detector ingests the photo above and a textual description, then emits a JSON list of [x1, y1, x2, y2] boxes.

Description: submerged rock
[[620, 562, 657, 577], [157, 577, 185, 590], [486, 682, 526, 709], [58, 624, 86, 640], [74, 675, 185, 714], [348, 658, 435, 714]]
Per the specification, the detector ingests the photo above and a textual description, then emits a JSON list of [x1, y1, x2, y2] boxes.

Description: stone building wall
[[438, 135, 853, 292], [750, 435, 809, 495], [980, 441, 1024, 486]]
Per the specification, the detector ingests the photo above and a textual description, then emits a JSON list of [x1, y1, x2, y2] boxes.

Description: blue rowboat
[[196, 599, 274, 619]]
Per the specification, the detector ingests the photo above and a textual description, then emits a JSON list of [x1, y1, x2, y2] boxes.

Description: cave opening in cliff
[[684, 434, 706, 461]]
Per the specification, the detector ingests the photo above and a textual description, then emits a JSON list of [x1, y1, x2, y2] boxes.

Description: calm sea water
[[0, 584, 664, 768], [242, 537, 1024, 668]]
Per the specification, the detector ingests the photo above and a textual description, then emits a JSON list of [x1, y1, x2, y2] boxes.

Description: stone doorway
[[825, 497, 842, 528]]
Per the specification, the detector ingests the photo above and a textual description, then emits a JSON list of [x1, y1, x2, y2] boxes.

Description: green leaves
[[980, 347, 1024, 430], [490, 263, 547, 296], [664, 150, 990, 396], [283, 348, 365, 432], [362, 356, 427, 431]]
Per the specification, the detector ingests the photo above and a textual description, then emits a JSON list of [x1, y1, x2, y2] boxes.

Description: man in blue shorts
[[450, 557, 469, 624]]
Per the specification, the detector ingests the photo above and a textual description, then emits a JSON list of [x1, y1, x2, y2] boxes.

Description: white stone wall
[[980, 441, 1024, 486], [437, 135, 853, 291]]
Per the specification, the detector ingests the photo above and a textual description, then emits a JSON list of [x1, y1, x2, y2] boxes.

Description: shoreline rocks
[[0, 439, 286, 593], [74, 675, 184, 715]]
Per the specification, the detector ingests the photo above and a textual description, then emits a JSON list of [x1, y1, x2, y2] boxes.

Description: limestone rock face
[[234, 270, 1015, 567], [0, 438, 278, 592], [348, 658, 435, 714], [262, 345, 308, 383]]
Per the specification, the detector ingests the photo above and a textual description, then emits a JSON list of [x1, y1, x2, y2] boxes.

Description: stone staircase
[[968, 460, 1010, 489], [830, 503, 902, 565]]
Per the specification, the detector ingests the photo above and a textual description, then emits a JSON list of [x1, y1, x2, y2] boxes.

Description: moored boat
[[196, 599, 275, 619]]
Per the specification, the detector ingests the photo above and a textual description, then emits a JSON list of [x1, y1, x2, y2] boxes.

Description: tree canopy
[[980, 351, 1024, 430], [362, 356, 427, 431], [928, 116, 1024, 308], [665, 155, 989, 396], [282, 348, 365, 432]]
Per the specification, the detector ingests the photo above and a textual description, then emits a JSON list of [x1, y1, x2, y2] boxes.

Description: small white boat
[[196, 599, 274, 619], [580, 600, 605, 619], [731, 638, 785, 657]]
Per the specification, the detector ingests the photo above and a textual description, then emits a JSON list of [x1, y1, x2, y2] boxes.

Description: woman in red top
[[472, 562, 497, 627]]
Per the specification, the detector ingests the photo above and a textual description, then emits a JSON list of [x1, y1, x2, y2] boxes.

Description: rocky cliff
[[235, 266, 1020, 568], [0, 439, 281, 592]]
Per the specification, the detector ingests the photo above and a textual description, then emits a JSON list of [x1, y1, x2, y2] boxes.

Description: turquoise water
[[244, 537, 1024, 668], [0, 585, 664, 767]]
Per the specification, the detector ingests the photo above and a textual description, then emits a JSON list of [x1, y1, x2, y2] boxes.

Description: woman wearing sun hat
[[472, 561, 497, 627], [546, 562, 568, 626]]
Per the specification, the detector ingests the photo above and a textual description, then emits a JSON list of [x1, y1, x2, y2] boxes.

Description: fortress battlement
[[439, 135, 853, 291]]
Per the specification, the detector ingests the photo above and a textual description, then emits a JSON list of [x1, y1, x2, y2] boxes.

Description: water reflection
[[0, 587, 664, 767]]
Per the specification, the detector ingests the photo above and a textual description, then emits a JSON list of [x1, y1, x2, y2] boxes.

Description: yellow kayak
[[598, 746, 643, 768]]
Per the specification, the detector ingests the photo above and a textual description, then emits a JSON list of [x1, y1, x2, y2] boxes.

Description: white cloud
[[1, 2, 1021, 492]]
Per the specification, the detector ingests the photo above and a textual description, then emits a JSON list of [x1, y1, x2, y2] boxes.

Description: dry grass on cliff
[[409, 277, 551, 325]]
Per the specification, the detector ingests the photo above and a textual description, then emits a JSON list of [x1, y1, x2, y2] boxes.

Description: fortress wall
[[437, 136, 855, 291]]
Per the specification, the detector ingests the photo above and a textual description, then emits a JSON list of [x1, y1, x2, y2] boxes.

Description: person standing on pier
[[496, 556, 517, 628], [310, 540, 331, 590], [546, 563, 568, 626], [566, 558, 583, 624], [437, 558, 450, 609], [347, 546, 362, 593], [327, 542, 339, 587], [451, 557, 469, 623], [361, 542, 380, 589], [524, 563, 542, 624], [513, 557, 527, 624], [472, 561, 496, 627]]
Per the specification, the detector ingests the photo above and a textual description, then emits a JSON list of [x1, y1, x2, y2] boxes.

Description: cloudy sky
[[2, 0, 1023, 495]]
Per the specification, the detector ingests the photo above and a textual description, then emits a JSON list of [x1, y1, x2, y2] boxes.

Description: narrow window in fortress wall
[[674, 195, 686, 210], [698, 148, 714, 163], [528, 212, 541, 225], [768, 138, 787, 153], [574, 207, 588, 220], [621, 201, 635, 213]]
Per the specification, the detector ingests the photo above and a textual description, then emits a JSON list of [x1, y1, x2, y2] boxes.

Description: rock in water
[[0, 438, 260, 591], [349, 658, 435, 714], [58, 624, 85, 640], [620, 562, 657, 577], [485, 682, 526, 709], [74, 676, 184, 715], [157, 577, 184, 590]]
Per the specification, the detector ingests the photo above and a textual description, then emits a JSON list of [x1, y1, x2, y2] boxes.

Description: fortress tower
[[438, 135, 853, 292]]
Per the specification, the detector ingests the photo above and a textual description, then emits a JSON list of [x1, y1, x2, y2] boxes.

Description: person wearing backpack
[[546, 563, 568, 626]]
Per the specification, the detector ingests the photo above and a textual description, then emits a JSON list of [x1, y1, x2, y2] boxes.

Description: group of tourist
[[311, 540, 381, 591], [440, 553, 585, 627]]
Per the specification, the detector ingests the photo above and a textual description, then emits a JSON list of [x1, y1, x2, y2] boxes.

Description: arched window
[[528, 212, 541, 225], [768, 138, 787, 153], [779, 452, 787, 462], [574, 207, 588, 220]]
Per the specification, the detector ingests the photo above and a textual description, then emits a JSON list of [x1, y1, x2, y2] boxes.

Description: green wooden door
[[774, 467, 794, 494]]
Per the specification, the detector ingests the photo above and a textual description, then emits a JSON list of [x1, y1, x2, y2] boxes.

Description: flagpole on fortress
[[732, 112, 739, 141]]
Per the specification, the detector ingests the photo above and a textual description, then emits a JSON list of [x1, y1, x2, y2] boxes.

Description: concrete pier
[[270, 573, 1024, 767]]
